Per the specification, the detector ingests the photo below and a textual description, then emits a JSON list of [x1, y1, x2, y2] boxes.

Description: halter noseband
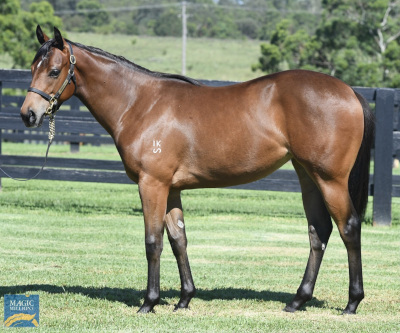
[[28, 41, 76, 117]]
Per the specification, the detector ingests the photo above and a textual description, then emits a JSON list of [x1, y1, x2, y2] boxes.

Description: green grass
[[0, 143, 399, 332], [0, 33, 263, 82], [66, 32, 262, 81], [2, 142, 122, 161]]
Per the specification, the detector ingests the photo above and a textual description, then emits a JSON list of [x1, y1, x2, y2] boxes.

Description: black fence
[[1, 69, 399, 226]]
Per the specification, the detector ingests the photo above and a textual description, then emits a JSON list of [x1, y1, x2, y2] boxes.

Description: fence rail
[[1, 69, 399, 225]]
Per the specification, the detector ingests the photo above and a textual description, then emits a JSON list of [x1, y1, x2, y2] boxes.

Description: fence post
[[0, 80, 3, 192], [373, 88, 394, 226], [70, 97, 80, 153]]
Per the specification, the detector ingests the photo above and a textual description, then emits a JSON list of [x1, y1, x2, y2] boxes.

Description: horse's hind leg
[[284, 160, 333, 312], [288, 159, 364, 314], [317, 178, 364, 314], [165, 190, 196, 310]]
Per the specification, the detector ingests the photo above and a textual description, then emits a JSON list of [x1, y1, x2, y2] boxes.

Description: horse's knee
[[308, 225, 331, 252]]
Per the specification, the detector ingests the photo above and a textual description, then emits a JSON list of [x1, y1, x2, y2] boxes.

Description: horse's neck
[[73, 47, 151, 138]]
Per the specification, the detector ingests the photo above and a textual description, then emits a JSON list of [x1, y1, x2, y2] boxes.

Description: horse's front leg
[[137, 177, 169, 314], [165, 190, 196, 310]]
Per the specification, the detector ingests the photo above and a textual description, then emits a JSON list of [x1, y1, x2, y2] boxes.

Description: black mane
[[68, 40, 201, 86], [32, 38, 201, 86]]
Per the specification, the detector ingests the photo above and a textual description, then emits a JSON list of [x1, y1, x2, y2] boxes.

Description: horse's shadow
[[0, 284, 325, 311]]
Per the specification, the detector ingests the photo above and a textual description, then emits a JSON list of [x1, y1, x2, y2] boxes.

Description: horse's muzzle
[[21, 108, 37, 127]]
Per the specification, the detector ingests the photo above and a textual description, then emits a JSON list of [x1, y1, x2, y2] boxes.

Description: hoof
[[174, 305, 190, 312], [137, 307, 153, 314], [342, 309, 356, 315], [137, 303, 156, 314], [342, 298, 362, 315], [173, 291, 195, 312], [173, 303, 190, 312], [283, 305, 297, 313]]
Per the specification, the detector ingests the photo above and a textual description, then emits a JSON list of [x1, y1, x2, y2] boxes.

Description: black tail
[[348, 91, 375, 220]]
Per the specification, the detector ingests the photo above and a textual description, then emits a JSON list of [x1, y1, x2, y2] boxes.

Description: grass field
[[0, 32, 262, 82], [0, 142, 399, 332], [67, 32, 263, 82]]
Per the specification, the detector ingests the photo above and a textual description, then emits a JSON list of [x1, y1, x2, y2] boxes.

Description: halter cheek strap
[[28, 41, 76, 116]]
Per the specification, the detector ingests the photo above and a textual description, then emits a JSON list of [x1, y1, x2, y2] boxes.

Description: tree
[[346, 0, 400, 86], [254, 0, 400, 87], [154, 8, 181, 37], [252, 19, 313, 73], [0, 0, 63, 68], [310, 0, 400, 86], [76, 0, 109, 32], [187, 4, 241, 39]]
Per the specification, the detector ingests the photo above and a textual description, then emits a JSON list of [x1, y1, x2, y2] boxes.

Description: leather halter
[[0, 41, 76, 181], [28, 41, 76, 116]]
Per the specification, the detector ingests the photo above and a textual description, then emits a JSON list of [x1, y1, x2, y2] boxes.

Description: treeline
[[20, 0, 322, 41], [253, 1, 400, 88]]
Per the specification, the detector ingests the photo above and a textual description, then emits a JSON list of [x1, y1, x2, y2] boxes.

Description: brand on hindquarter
[[152, 140, 161, 154]]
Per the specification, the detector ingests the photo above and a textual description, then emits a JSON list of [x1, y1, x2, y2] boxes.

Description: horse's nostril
[[28, 109, 36, 125], [21, 108, 37, 127]]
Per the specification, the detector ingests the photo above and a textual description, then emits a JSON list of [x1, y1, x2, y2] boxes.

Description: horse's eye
[[49, 69, 60, 78]]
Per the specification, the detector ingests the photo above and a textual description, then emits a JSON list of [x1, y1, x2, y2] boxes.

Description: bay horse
[[21, 26, 374, 314]]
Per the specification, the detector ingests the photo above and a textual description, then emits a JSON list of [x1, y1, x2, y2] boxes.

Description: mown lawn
[[67, 32, 263, 82], [0, 153, 399, 332]]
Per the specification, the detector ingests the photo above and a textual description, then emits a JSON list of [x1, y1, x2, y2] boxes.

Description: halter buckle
[[45, 97, 57, 116], [70, 54, 76, 65]]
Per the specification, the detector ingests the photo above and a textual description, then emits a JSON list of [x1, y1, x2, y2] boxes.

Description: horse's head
[[21, 26, 76, 127]]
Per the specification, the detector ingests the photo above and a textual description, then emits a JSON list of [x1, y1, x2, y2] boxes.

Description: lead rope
[[0, 116, 55, 181], [48, 114, 55, 142]]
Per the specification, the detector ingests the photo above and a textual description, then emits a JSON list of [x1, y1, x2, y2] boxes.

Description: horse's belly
[[171, 139, 291, 189]]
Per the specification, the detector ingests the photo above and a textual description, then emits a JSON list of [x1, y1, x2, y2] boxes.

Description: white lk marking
[[152, 140, 161, 154]]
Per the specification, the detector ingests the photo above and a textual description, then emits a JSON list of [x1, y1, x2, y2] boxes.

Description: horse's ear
[[36, 25, 49, 45], [53, 27, 64, 50]]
